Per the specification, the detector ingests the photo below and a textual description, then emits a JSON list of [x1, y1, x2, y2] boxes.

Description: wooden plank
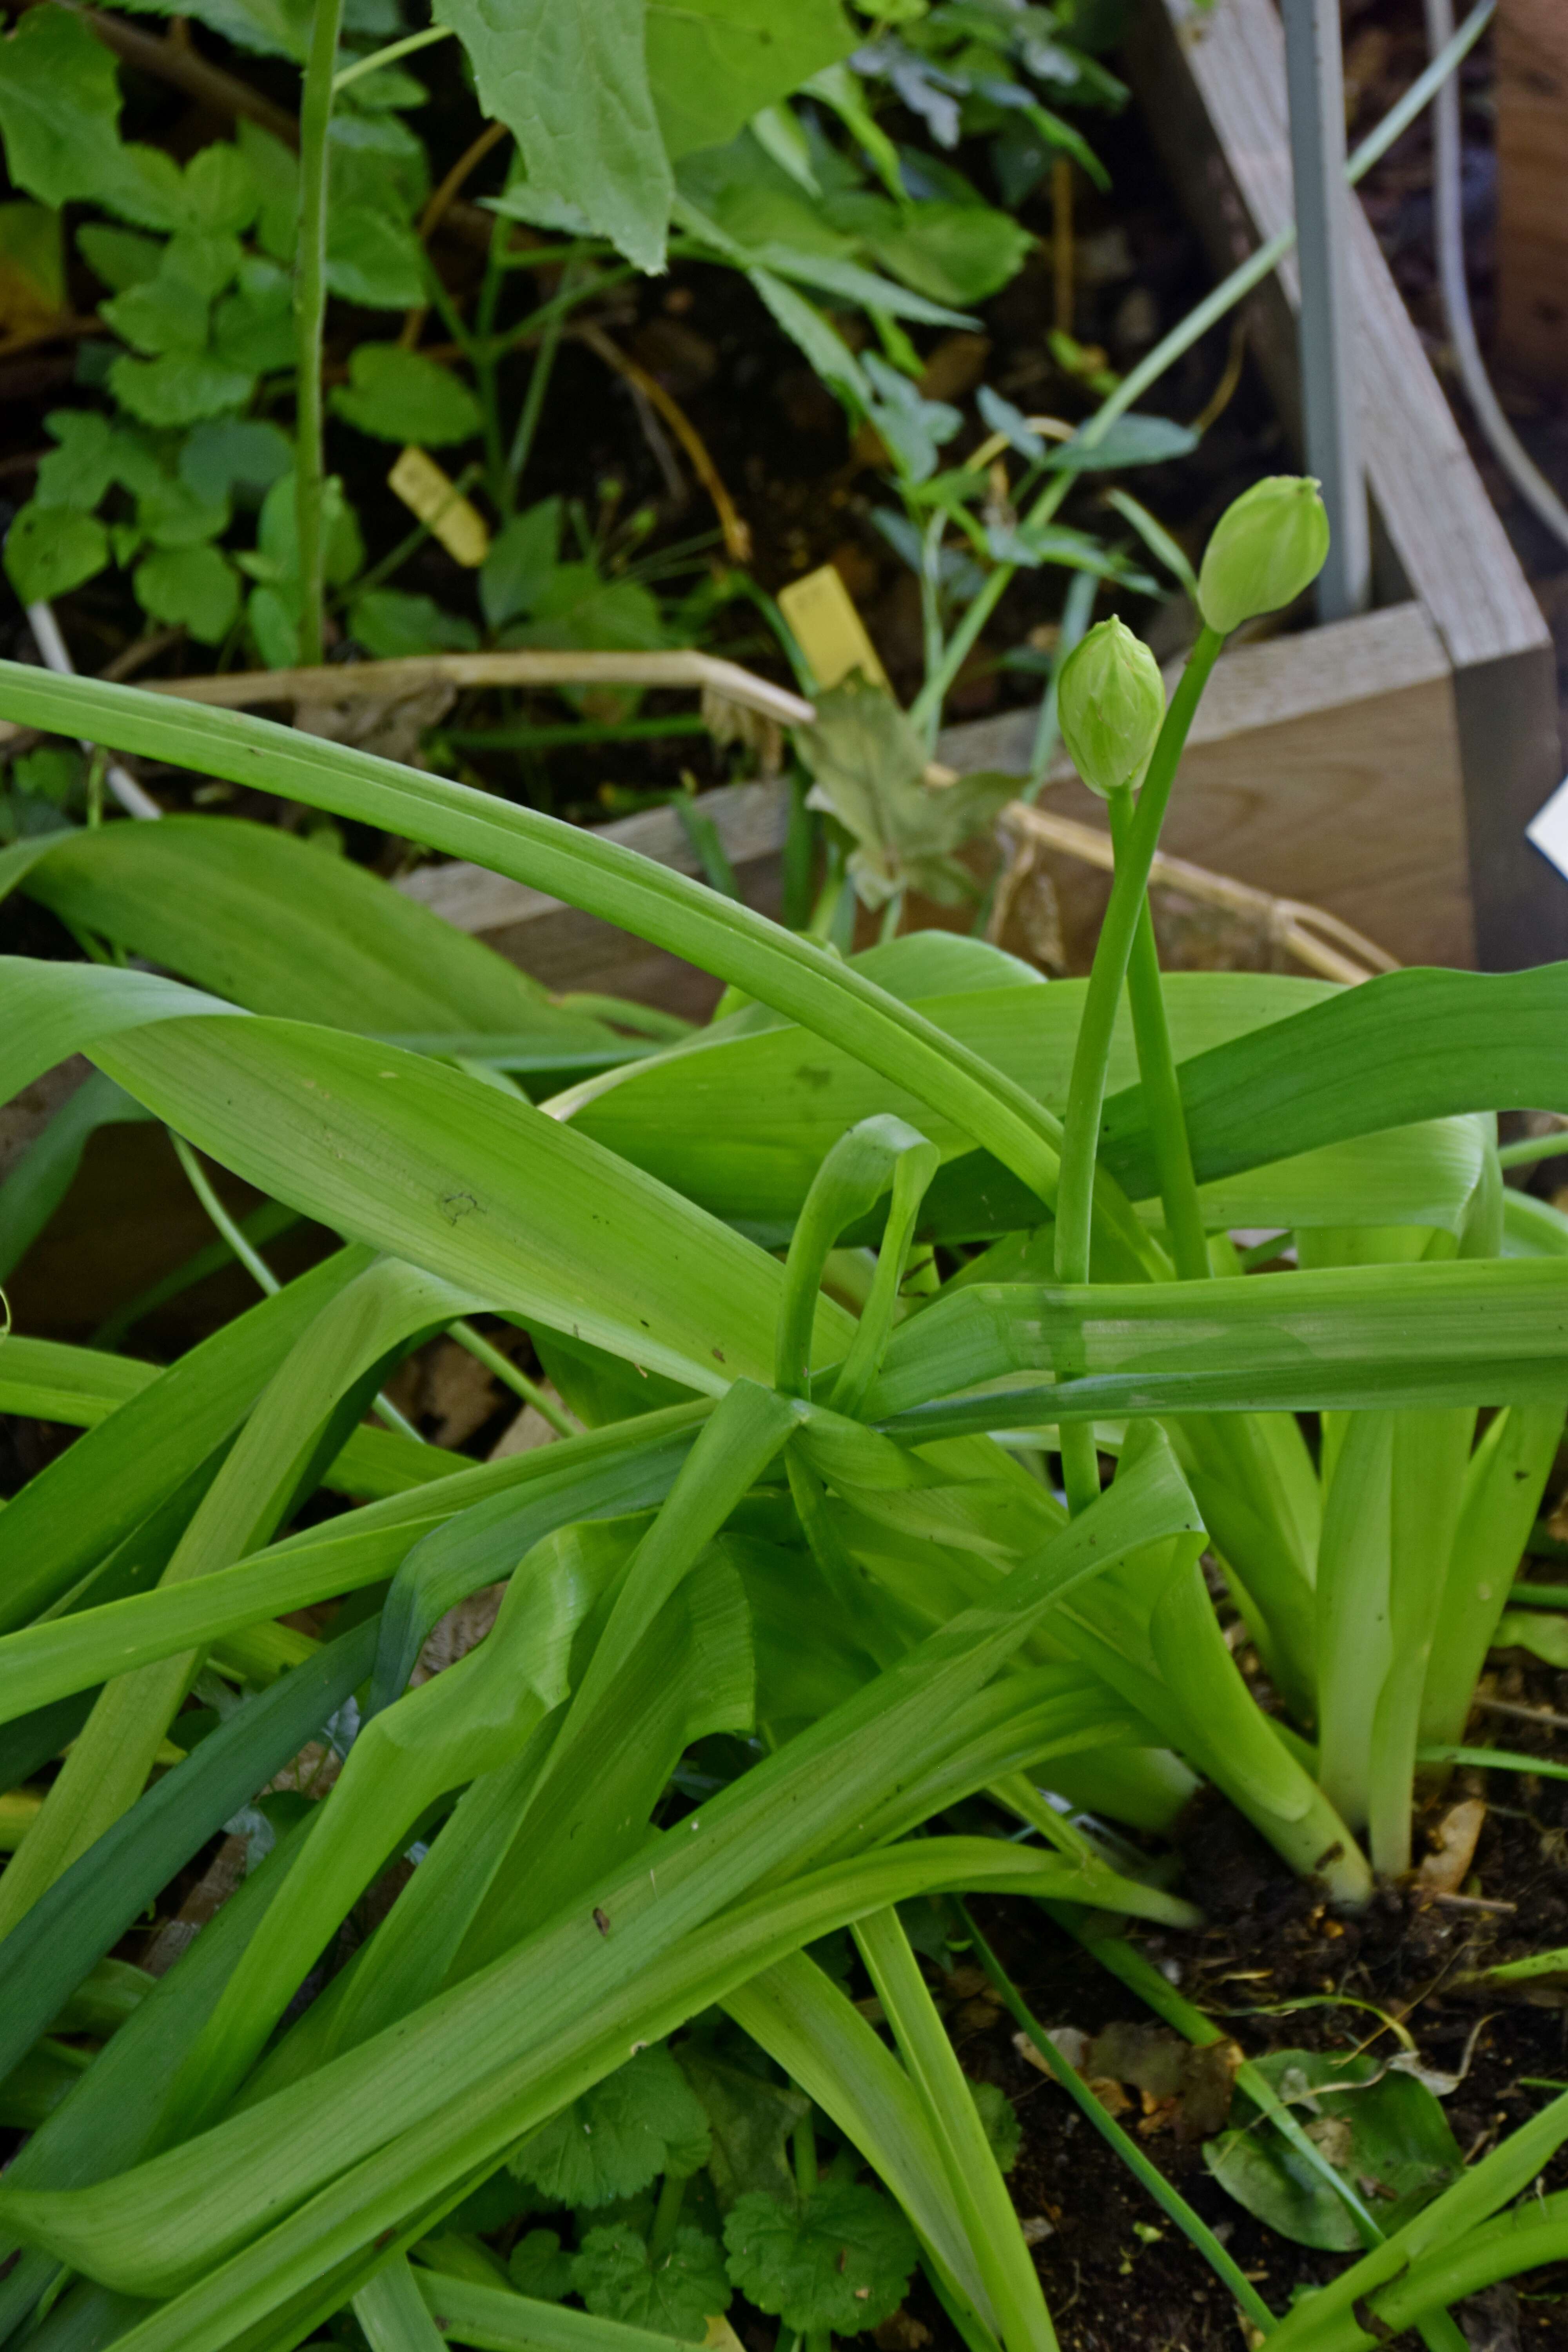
[[941, 606, 1474, 967], [1496, 0, 1568, 386], [1123, 0, 1564, 969], [396, 779, 789, 1015]]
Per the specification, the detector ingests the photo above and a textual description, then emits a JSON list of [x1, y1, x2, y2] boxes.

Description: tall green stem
[[1052, 627, 1224, 1514], [295, 0, 347, 669], [1105, 791, 1209, 1281], [1053, 629, 1223, 1294]]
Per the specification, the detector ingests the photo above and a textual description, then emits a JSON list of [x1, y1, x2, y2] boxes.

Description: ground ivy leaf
[[723, 2182, 918, 2334], [573, 2223, 729, 2342], [508, 2227, 574, 2302], [509, 2045, 713, 2209], [674, 2046, 808, 2210]]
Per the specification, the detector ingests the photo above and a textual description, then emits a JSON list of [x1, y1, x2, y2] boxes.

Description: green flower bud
[[1196, 474, 1330, 634], [1056, 616, 1166, 799]]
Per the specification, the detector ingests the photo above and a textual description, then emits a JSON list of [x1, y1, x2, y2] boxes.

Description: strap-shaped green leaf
[[9, 817, 624, 1048], [0, 1248, 377, 1633], [0, 1443, 1199, 2306], [869, 1258, 1568, 1430], [0, 962, 856, 1399], [0, 664, 1073, 1220], [1102, 962, 1568, 1195], [0, 1618, 376, 2084]]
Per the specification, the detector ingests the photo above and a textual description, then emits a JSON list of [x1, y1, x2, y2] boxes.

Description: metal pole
[[1281, 0, 1372, 621]]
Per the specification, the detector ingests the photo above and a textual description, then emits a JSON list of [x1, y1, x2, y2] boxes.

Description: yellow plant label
[[387, 446, 490, 569], [778, 562, 889, 692]]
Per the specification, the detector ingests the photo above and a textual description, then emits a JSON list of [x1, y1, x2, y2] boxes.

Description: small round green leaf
[[134, 545, 241, 644], [4, 502, 108, 604], [331, 345, 481, 446]]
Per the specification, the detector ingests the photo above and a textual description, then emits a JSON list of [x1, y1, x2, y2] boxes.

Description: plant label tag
[[778, 563, 889, 692], [1526, 772, 1568, 884], [387, 448, 490, 568]]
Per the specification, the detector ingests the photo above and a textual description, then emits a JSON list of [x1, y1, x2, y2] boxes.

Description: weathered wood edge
[[1121, 0, 1563, 969]]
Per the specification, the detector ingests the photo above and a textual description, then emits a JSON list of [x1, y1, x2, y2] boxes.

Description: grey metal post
[[1281, 0, 1372, 621]]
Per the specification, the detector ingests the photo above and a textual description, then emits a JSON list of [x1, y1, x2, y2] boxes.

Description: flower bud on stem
[[1054, 622, 1227, 1513]]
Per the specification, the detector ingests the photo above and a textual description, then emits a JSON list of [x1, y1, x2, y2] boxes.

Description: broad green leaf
[[511, 2046, 711, 2208], [559, 971, 1477, 1246], [724, 2183, 916, 2334], [356, 2252, 452, 2352], [0, 1258, 477, 1935], [868, 202, 1033, 305], [101, 1016, 844, 1394], [0, 664, 1075, 1222], [1205, 2047, 1462, 2252], [0, 1330, 445, 1499], [0, 963, 854, 1397], [102, 274, 211, 356], [371, 1401, 710, 1707], [8, 816, 586, 1031], [433, 0, 671, 272], [481, 502, 564, 630], [648, 0, 856, 161], [77, 223, 162, 292], [0, 1328, 183, 1435], [332, 347, 484, 447], [0, 1831, 320, 2352]]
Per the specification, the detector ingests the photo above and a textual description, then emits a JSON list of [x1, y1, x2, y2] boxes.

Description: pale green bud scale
[[1056, 616, 1166, 800], [1196, 474, 1330, 634]]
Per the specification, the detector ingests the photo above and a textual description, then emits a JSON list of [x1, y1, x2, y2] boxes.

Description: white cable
[[1424, 0, 1568, 556], [24, 602, 163, 819]]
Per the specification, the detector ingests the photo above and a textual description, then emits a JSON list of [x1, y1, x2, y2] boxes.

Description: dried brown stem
[[0, 650, 814, 746], [572, 322, 752, 564], [995, 801, 1399, 985]]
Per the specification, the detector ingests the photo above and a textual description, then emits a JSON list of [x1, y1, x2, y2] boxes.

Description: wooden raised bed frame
[[404, 0, 1562, 987]]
